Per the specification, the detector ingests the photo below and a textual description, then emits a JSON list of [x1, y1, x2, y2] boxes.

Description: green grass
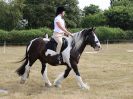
[[0, 44, 133, 99]]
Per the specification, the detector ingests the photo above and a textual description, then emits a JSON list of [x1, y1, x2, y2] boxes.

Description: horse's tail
[[16, 44, 29, 76]]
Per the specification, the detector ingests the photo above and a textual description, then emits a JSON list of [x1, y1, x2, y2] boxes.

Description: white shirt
[[54, 15, 65, 33]]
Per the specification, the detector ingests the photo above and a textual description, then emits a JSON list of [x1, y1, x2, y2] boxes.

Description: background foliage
[[0, 27, 133, 45], [0, 0, 133, 44]]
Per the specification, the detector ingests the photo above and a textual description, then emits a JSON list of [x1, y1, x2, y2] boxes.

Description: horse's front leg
[[70, 60, 90, 90]]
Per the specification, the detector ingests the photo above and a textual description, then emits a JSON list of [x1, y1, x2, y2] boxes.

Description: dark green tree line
[[23, 0, 81, 29], [0, 0, 81, 30], [0, 0, 24, 30], [106, 0, 133, 30], [0, 0, 133, 30], [81, 4, 107, 28]]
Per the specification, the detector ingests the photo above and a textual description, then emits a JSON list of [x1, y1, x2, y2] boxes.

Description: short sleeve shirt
[[54, 15, 65, 33]]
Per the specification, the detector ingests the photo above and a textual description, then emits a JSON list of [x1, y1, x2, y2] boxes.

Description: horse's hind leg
[[20, 57, 37, 84], [40, 61, 52, 87], [54, 66, 71, 88]]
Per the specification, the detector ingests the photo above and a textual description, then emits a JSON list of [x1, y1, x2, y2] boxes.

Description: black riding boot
[[57, 54, 62, 64]]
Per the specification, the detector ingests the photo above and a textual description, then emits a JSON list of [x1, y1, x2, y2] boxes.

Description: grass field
[[0, 43, 133, 99]]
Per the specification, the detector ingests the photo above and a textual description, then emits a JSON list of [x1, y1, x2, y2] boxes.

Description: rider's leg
[[54, 37, 62, 54]]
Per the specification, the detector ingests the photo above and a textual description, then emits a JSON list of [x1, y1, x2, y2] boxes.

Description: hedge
[[0, 28, 52, 45], [125, 30, 133, 40], [0, 29, 9, 43], [0, 27, 133, 45], [96, 26, 126, 42]]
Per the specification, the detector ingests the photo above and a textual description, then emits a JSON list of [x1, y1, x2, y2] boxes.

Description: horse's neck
[[72, 32, 86, 55], [78, 42, 86, 54]]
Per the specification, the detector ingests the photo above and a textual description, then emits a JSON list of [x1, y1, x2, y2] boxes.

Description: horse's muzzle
[[94, 46, 101, 51]]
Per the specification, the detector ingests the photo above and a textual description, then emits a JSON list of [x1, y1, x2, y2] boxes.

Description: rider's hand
[[70, 33, 73, 37], [68, 32, 73, 37], [65, 32, 73, 37]]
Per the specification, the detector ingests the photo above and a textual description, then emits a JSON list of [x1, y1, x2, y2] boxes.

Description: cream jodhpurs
[[52, 36, 63, 54]]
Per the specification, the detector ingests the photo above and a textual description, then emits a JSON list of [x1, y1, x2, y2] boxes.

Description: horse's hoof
[[45, 83, 52, 87], [81, 83, 90, 90], [20, 80, 25, 84], [82, 86, 90, 90], [54, 84, 62, 88]]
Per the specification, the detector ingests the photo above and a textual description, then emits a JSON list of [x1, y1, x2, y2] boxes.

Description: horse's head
[[84, 27, 101, 51]]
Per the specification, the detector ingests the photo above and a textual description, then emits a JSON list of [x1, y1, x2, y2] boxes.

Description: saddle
[[46, 37, 68, 53], [45, 37, 68, 64]]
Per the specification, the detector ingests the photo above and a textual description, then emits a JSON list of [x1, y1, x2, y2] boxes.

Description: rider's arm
[[56, 22, 72, 36]]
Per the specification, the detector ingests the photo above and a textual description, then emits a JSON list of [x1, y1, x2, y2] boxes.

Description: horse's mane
[[72, 29, 86, 51]]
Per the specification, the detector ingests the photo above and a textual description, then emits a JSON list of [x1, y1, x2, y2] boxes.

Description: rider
[[52, 6, 72, 55]]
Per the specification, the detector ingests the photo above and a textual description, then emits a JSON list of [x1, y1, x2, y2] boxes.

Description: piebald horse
[[16, 28, 101, 90]]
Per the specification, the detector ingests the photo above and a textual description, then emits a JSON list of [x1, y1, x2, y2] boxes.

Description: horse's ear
[[88, 27, 93, 31], [93, 27, 96, 31], [91, 27, 94, 30], [91, 27, 96, 31]]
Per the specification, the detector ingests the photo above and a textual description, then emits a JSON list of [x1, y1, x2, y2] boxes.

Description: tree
[[107, 0, 133, 30], [81, 4, 105, 28], [81, 13, 107, 28], [104, 6, 133, 30], [0, 0, 23, 30], [110, 0, 131, 7], [83, 4, 101, 16], [23, 0, 81, 29]]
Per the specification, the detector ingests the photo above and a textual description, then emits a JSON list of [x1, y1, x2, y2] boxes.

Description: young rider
[[52, 6, 73, 55]]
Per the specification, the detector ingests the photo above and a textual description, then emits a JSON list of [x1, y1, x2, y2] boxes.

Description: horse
[[16, 27, 101, 90]]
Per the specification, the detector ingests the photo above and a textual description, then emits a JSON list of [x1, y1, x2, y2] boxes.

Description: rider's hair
[[56, 6, 65, 16]]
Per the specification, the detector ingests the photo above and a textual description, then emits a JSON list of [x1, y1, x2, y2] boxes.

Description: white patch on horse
[[62, 36, 73, 67], [42, 65, 52, 86], [43, 34, 50, 41], [45, 49, 57, 56], [73, 30, 84, 50], [21, 61, 30, 81], [27, 38, 38, 52], [45, 34, 48, 38], [43, 38, 50, 41], [75, 75, 90, 90], [94, 33, 101, 47]]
